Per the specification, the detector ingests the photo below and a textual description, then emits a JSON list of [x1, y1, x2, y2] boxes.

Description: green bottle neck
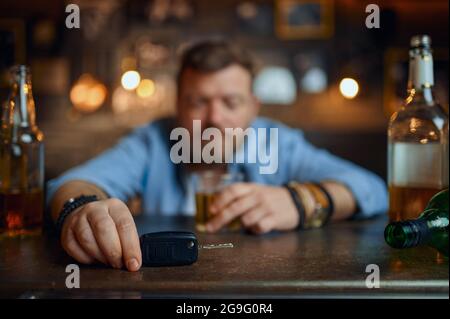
[[385, 218, 431, 249]]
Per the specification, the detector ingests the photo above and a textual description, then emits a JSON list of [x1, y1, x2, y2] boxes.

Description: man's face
[[176, 64, 260, 146]]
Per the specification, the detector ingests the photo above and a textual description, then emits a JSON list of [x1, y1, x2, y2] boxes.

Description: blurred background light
[[121, 70, 141, 90], [253, 66, 297, 105], [137, 78, 156, 98], [339, 77, 359, 99], [300, 67, 327, 93], [70, 73, 107, 113], [236, 1, 258, 19]]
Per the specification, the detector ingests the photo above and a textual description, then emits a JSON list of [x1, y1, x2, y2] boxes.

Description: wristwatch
[[55, 194, 98, 236]]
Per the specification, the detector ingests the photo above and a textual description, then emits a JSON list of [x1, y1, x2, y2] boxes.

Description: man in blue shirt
[[48, 41, 387, 272]]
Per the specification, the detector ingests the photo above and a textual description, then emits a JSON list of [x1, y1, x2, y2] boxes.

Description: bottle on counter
[[387, 35, 449, 222], [0, 65, 45, 236], [385, 188, 448, 257]]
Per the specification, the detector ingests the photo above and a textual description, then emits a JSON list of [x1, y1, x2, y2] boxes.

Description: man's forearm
[[321, 182, 357, 221], [50, 180, 109, 222]]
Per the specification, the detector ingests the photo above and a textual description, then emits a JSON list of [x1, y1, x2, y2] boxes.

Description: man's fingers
[[240, 205, 270, 228], [207, 192, 259, 232], [87, 208, 123, 269], [250, 215, 276, 235], [74, 216, 108, 265], [62, 228, 96, 265], [108, 204, 142, 272], [210, 183, 252, 214]]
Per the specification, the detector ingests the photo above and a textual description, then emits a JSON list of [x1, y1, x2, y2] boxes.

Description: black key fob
[[140, 231, 198, 267]]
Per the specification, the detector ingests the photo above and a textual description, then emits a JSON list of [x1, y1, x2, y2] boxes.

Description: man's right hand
[[60, 198, 142, 272]]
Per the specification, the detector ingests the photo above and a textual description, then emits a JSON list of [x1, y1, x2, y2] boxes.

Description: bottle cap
[[410, 35, 431, 49]]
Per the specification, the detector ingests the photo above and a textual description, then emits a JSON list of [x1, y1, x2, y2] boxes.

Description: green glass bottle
[[384, 189, 449, 257], [425, 187, 449, 212]]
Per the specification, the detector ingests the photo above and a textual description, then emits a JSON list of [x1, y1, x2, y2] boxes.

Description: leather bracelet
[[55, 195, 98, 236], [313, 183, 334, 222], [303, 183, 331, 228], [289, 182, 314, 229], [284, 183, 306, 230]]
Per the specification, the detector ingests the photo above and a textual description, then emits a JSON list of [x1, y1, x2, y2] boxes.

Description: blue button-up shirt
[[47, 117, 388, 219]]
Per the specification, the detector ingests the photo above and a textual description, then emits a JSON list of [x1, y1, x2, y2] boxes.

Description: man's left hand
[[206, 183, 300, 234]]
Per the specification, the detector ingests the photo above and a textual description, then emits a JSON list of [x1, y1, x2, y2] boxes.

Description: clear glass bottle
[[0, 65, 44, 236], [388, 35, 449, 222]]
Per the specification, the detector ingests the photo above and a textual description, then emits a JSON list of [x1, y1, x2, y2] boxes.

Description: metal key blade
[[199, 243, 234, 250]]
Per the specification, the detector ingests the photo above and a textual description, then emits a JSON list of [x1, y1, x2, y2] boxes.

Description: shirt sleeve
[[46, 125, 151, 206], [286, 130, 388, 219]]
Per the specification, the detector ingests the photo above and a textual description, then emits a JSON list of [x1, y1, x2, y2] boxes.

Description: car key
[[140, 231, 233, 267]]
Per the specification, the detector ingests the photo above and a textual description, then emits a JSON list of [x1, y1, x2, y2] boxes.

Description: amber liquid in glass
[[195, 192, 214, 232], [195, 192, 241, 232], [0, 188, 43, 236], [388, 185, 442, 222]]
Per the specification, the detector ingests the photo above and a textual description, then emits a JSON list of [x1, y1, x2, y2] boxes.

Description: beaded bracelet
[[55, 194, 98, 236]]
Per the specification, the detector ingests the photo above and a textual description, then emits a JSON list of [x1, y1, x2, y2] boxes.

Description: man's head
[[176, 40, 260, 137]]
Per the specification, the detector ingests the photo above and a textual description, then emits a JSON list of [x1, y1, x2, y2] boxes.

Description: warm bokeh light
[[339, 78, 359, 99], [136, 79, 156, 98], [121, 70, 141, 90], [70, 74, 107, 113]]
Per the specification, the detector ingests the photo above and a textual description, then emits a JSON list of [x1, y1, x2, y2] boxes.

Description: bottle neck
[[407, 49, 435, 105], [9, 66, 36, 128], [385, 218, 431, 249], [406, 87, 435, 105]]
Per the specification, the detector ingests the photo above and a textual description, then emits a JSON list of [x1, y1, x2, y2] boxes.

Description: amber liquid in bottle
[[0, 189, 43, 231], [388, 185, 443, 221], [387, 35, 448, 222], [0, 65, 44, 236]]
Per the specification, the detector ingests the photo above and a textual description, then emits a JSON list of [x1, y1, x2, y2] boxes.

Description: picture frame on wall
[[275, 0, 334, 40]]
